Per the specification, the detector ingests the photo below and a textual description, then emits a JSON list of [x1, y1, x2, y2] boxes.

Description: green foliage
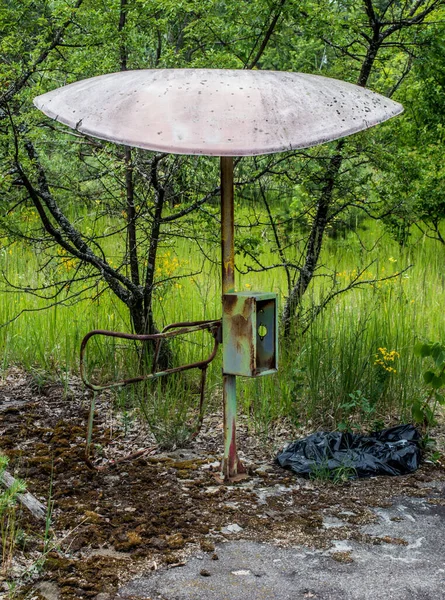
[[413, 341, 445, 427], [0, 0, 443, 332], [309, 460, 357, 484], [1, 213, 443, 436], [136, 373, 206, 449], [338, 390, 376, 433], [374, 13, 445, 245]]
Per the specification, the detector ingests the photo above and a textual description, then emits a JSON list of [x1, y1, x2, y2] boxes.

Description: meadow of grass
[[0, 200, 443, 438]]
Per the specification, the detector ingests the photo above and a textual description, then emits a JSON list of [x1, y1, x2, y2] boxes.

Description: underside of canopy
[[34, 69, 403, 156]]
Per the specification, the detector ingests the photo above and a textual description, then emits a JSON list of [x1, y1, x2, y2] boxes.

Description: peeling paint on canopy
[[33, 69, 403, 156]]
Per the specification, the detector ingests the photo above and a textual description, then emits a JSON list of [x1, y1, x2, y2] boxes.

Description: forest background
[[1, 0, 445, 442]]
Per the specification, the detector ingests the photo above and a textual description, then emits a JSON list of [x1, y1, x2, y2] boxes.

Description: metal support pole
[[220, 156, 246, 481]]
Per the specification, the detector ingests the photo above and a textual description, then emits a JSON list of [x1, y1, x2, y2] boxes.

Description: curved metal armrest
[[80, 319, 222, 392]]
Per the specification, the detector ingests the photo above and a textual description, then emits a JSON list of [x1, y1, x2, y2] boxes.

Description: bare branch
[[0, 282, 99, 330], [161, 187, 220, 223], [382, 0, 443, 37], [15, 139, 138, 304], [299, 263, 413, 335], [245, 0, 287, 69], [321, 37, 365, 62], [0, 0, 84, 105]]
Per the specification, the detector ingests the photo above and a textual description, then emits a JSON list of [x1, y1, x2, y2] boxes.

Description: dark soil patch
[[1, 368, 445, 599]]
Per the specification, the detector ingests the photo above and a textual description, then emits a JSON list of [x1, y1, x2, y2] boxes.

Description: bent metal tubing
[[80, 319, 222, 391], [81, 319, 221, 470]]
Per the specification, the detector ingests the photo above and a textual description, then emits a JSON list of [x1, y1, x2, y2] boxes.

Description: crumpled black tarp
[[276, 424, 421, 478]]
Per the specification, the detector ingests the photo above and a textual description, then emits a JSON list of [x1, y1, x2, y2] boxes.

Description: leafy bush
[[413, 341, 445, 427]]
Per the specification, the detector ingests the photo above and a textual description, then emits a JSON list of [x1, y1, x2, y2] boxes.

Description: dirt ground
[[1, 368, 444, 600]]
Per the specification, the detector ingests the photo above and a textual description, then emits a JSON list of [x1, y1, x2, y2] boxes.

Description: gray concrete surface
[[117, 494, 445, 600]]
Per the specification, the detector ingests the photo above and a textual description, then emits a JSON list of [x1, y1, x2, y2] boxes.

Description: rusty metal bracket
[[81, 319, 221, 470]]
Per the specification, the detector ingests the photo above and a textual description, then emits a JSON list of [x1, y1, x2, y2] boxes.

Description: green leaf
[[415, 342, 432, 358], [431, 343, 445, 366], [434, 351, 445, 367], [423, 370, 436, 384], [411, 400, 424, 424], [434, 391, 445, 405], [431, 374, 444, 390]]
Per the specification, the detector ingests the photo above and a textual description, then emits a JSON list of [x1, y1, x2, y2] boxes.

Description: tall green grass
[[237, 225, 445, 432], [0, 206, 444, 435]]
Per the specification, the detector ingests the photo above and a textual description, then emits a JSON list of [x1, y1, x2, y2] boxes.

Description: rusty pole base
[[217, 457, 248, 484], [218, 374, 249, 484]]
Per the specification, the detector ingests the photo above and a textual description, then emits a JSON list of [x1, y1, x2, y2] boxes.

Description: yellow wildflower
[[374, 347, 400, 373]]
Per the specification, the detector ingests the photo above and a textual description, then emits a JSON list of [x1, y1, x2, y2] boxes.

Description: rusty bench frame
[[80, 319, 221, 469]]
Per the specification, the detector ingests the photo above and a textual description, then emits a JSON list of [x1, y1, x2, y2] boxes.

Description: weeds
[[3, 473, 55, 598], [413, 341, 445, 427], [309, 461, 357, 484], [338, 390, 377, 432], [0, 454, 25, 578], [136, 373, 206, 449]]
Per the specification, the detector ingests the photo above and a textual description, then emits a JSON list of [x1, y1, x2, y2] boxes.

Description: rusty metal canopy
[[34, 69, 402, 156]]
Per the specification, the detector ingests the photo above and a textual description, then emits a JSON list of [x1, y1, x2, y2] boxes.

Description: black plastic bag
[[276, 424, 421, 478]]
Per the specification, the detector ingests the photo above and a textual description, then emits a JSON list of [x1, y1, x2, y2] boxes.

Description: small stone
[[204, 486, 221, 496], [221, 523, 243, 534], [211, 553, 219, 561], [200, 569, 211, 577], [255, 463, 273, 476], [103, 475, 120, 483], [150, 537, 167, 550], [35, 581, 61, 600]]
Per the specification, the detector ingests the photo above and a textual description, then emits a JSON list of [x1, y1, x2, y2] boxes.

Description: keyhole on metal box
[[258, 324, 268, 341]]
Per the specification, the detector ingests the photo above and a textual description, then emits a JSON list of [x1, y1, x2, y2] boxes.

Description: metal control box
[[222, 292, 278, 377]]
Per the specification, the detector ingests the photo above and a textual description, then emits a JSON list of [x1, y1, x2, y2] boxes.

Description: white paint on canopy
[[33, 69, 403, 156]]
